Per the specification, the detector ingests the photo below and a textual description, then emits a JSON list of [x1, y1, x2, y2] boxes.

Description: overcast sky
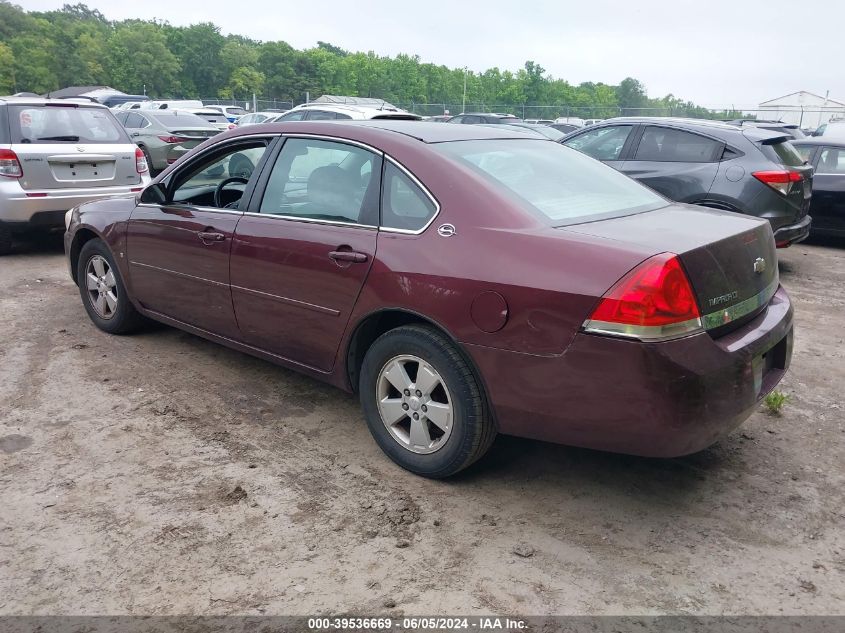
[[17, 0, 845, 107]]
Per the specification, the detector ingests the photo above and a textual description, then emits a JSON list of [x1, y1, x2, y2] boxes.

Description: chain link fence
[[199, 97, 845, 129]]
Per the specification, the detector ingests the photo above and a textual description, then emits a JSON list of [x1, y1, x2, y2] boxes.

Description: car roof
[[582, 116, 788, 142], [791, 137, 845, 148], [0, 96, 108, 108], [224, 120, 545, 144], [287, 102, 420, 119]]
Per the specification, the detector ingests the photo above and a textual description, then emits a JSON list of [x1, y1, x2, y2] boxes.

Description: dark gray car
[[560, 118, 813, 247]]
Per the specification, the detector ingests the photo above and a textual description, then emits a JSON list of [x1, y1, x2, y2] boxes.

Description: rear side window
[[10, 106, 128, 144], [307, 110, 337, 120], [381, 162, 437, 232], [563, 125, 632, 161], [633, 127, 721, 162], [279, 110, 306, 121], [759, 140, 805, 167], [794, 146, 814, 162]]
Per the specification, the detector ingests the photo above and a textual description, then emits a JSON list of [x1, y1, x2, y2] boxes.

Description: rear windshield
[[11, 105, 128, 144], [760, 140, 806, 167], [227, 107, 247, 116], [435, 139, 666, 225]]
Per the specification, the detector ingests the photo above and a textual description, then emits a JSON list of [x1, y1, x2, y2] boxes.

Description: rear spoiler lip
[[742, 127, 790, 144]]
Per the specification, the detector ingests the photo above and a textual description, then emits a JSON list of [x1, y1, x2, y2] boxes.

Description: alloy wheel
[[376, 354, 453, 454], [85, 255, 118, 320]]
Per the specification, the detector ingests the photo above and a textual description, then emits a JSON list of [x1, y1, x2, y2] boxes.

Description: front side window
[[11, 106, 128, 144], [259, 138, 380, 225], [817, 148, 845, 174], [633, 127, 721, 162], [381, 162, 437, 232], [170, 142, 269, 208], [794, 145, 814, 163], [435, 138, 665, 225], [563, 125, 632, 161]]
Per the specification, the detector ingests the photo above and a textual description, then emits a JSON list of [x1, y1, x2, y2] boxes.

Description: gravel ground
[[1, 233, 843, 616]]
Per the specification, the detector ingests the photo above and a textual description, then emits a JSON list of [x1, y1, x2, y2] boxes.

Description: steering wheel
[[213, 177, 249, 209]]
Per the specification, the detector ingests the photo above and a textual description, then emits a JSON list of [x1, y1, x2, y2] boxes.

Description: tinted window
[[563, 125, 632, 161], [794, 145, 814, 162], [279, 110, 306, 121], [125, 113, 145, 128], [259, 138, 380, 225], [10, 106, 128, 144], [760, 141, 805, 167], [435, 139, 664, 225], [227, 107, 247, 116], [381, 163, 437, 231], [115, 111, 128, 125], [307, 110, 337, 121], [817, 148, 845, 174], [147, 111, 212, 127], [448, 116, 465, 124], [634, 127, 721, 162]]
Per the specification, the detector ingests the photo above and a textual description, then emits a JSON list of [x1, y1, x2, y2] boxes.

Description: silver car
[[0, 97, 151, 254]]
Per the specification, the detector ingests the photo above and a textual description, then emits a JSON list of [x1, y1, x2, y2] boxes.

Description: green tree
[[106, 22, 180, 96], [0, 41, 15, 93]]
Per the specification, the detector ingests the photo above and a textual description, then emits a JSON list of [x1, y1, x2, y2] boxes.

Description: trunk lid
[[562, 204, 779, 334], [13, 142, 141, 190]]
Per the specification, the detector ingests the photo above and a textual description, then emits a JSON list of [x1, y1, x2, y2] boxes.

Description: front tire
[[77, 239, 145, 334], [359, 325, 496, 478]]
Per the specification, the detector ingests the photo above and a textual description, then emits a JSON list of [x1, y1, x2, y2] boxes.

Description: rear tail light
[[228, 123, 236, 129], [135, 147, 148, 174], [0, 149, 23, 178], [583, 252, 702, 341], [157, 135, 190, 143], [753, 170, 802, 196]]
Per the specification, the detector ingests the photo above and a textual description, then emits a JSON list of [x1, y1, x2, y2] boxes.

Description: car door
[[620, 125, 722, 202], [810, 146, 845, 234], [230, 136, 382, 371], [561, 124, 635, 171], [126, 137, 274, 338]]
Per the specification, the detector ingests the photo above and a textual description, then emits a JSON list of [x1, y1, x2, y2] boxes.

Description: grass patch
[[764, 390, 790, 415]]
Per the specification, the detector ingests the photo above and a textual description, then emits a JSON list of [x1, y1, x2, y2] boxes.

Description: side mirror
[[140, 182, 167, 205]]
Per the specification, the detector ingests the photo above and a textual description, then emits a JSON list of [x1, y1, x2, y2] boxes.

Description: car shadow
[[6, 230, 65, 255]]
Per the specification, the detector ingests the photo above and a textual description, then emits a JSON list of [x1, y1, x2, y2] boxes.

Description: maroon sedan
[[65, 121, 793, 477]]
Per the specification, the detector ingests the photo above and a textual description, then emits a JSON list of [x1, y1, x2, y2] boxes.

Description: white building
[[758, 91, 845, 129]]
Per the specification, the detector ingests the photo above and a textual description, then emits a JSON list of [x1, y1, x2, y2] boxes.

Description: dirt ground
[[1, 233, 843, 617]]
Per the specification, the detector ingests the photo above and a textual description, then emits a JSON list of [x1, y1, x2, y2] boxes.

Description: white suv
[[0, 97, 150, 254], [274, 99, 421, 122]]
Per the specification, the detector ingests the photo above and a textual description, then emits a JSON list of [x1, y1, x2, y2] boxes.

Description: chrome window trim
[[279, 133, 384, 156], [241, 211, 377, 230], [379, 155, 442, 235], [135, 202, 244, 216]]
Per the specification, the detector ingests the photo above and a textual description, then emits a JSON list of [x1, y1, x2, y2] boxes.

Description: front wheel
[[77, 238, 145, 334], [359, 325, 496, 478]]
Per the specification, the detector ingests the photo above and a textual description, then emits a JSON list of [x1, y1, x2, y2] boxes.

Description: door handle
[[198, 231, 226, 243], [329, 250, 368, 263], [131, 132, 140, 137]]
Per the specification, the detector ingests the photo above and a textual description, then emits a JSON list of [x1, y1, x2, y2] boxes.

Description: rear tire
[[0, 224, 12, 255], [77, 238, 145, 334], [359, 325, 496, 478]]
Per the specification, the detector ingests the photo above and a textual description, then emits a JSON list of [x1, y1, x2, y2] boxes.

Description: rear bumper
[[773, 215, 812, 247], [0, 178, 148, 227], [465, 286, 793, 457]]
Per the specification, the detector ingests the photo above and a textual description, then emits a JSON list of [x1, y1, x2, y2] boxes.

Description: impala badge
[[753, 257, 766, 274], [437, 224, 456, 237]]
